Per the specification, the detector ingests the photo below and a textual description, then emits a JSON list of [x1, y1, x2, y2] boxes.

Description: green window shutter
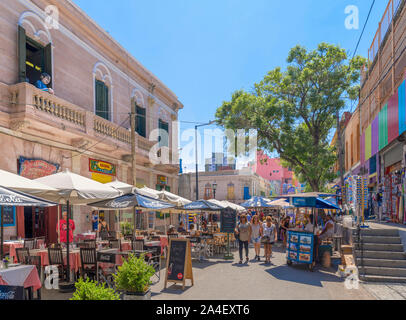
[[44, 43, 52, 88], [18, 25, 27, 83], [158, 119, 169, 147], [95, 80, 109, 120], [136, 105, 146, 137]]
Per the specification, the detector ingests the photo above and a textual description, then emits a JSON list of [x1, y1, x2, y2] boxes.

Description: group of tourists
[[234, 214, 278, 265]]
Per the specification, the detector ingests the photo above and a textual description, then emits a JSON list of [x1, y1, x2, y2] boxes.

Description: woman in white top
[[262, 216, 277, 264], [250, 215, 263, 261]]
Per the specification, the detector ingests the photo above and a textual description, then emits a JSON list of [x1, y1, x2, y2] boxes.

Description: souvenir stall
[[284, 195, 340, 271], [383, 168, 405, 224]]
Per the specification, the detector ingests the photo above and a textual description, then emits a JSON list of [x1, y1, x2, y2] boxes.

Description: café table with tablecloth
[[0, 265, 41, 292], [30, 249, 81, 272], [74, 233, 96, 242], [3, 241, 24, 263]]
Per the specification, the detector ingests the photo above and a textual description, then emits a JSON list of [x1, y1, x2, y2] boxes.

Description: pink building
[[254, 151, 298, 195]]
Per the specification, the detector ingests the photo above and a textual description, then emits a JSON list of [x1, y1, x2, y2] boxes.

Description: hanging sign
[[18, 157, 59, 179], [157, 175, 168, 185], [89, 159, 116, 176]]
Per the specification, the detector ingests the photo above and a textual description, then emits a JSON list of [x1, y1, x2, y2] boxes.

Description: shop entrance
[[23, 207, 47, 239]]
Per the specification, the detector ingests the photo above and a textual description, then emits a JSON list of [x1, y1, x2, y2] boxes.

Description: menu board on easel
[[220, 207, 237, 233], [164, 239, 194, 290]]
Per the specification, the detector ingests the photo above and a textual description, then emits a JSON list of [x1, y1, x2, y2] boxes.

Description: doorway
[[24, 207, 33, 239]]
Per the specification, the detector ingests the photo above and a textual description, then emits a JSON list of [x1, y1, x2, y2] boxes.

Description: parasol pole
[[66, 199, 70, 283], [1, 206, 4, 260]]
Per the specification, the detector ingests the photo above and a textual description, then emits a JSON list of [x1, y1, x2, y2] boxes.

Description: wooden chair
[[35, 237, 46, 249], [84, 239, 96, 248], [49, 243, 62, 249], [132, 239, 145, 251], [23, 238, 36, 250], [16, 247, 30, 264], [23, 255, 42, 300], [9, 236, 18, 241], [168, 233, 178, 240], [79, 248, 97, 281], [109, 239, 121, 251], [47, 247, 66, 281]]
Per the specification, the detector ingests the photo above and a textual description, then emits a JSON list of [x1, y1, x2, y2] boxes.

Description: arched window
[[131, 89, 146, 138], [93, 62, 113, 121], [18, 11, 53, 87]]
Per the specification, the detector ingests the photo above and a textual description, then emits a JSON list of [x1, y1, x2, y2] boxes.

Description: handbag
[[261, 235, 271, 243], [234, 223, 240, 241]]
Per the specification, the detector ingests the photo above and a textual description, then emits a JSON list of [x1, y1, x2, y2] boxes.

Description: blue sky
[[73, 0, 388, 170]]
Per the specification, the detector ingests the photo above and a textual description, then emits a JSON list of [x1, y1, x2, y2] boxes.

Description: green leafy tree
[[216, 43, 366, 191]]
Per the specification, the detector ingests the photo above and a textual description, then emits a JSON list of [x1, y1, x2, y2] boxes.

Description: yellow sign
[[91, 172, 113, 184]]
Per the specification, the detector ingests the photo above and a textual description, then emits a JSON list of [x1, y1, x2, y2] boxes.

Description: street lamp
[[195, 120, 216, 200], [212, 182, 217, 199]]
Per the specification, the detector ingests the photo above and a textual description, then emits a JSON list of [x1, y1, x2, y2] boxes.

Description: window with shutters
[[18, 25, 52, 87], [95, 80, 110, 120], [158, 119, 169, 147], [136, 105, 146, 138]]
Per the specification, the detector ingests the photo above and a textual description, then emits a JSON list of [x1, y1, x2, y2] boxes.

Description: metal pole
[[336, 110, 345, 208], [66, 200, 70, 283], [1, 207, 4, 260], [195, 125, 199, 201], [131, 102, 137, 236]]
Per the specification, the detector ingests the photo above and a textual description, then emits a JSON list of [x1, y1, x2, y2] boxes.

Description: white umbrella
[[0, 169, 59, 199], [220, 200, 246, 212], [267, 198, 294, 208], [158, 190, 191, 207], [35, 169, 121, 204], [136, 187, 160, 199], [34, 169, 121, 285], [104, 179, 134, 195]]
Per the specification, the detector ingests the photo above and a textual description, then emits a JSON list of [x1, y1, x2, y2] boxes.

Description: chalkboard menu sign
[[0, 285, 25, 300], [220, 207, 237, 233], [165, 239, 194, 290], [1, 207, 15, 227], [167, 239, 187, 281]]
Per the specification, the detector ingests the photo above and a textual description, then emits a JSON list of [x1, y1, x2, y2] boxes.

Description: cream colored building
[[179, 167, 271, 204], [0, 0, 182, 240]]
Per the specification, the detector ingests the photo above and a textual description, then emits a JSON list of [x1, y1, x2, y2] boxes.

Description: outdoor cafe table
[[97, 248, 155, 272], [74, 232, 96, 242], [3, 241, 23, 263], [0, 265, 41, 298]]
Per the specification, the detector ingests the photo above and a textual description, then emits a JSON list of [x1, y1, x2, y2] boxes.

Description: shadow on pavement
[[265, 264, 343, 287], [158, 284, 193, 295]]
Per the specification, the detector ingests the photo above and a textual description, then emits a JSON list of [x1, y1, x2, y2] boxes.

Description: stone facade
[[0, 0, 183, 237]]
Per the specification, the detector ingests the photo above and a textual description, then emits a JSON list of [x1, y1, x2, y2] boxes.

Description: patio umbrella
[[104, 179, 134, 194], [34, 169, 121, 284], [219, 200, 246, 213], [88, 192, 176, 210], [0, 169, 59, 199], [182, 199, 224, 211], [267, 198, 294, 209], [240, 196, 274, 208], [0, 186, 57, 259]]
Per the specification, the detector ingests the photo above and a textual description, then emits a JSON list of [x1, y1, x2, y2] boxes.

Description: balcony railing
[[368, 0, 403, 63], [93, 116, 131, 144]]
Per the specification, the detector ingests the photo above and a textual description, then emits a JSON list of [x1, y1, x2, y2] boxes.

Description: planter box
[[121, 289, 151, 300]]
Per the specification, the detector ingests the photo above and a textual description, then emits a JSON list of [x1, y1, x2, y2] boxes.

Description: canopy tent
[[104, 179, 134, 195], [182, 199, 224, 211], [34, 169, 121, 284], [240, 196, 274, 208], [207, 199, 246, 212], [267, 198, 294, 209], [278, 192, 337, 199], [0, 186, 57, 259], [0, 169, 59, 199], [138, 187, 192, 207], [136, 187, 160, 199], [88, 193, 176, 211]]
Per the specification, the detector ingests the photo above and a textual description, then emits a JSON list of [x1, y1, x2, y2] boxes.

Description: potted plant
[[120, 221, 134, 237], [2, 257, 9, 269], [113, 253, 155, 300], [70, 278, 120, 300]]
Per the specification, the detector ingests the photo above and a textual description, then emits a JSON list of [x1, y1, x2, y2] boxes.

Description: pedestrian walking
[[235, 214, 252, 264], [261, 216, 277, 264], [280, 216, 291, 249], [250, 215, 263, 261]]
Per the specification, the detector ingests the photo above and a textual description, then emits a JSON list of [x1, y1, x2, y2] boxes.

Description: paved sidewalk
[[361, 283, 406, 300], [151, 244, 375, 300]]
